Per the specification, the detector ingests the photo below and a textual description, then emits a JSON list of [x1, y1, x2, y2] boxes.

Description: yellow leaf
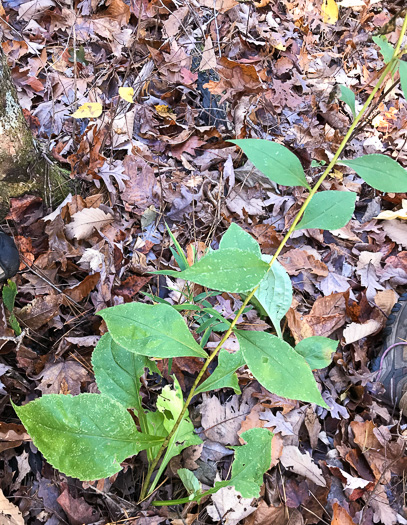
[[71, 103, 103, 119], [374, 200, 407, 221], [322, 0, 339, 24], [119, 87, 134, 103], [155, 104, 177, 120], [331, 169, 343, 181]]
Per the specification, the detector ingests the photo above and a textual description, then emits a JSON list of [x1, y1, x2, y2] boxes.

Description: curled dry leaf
[[342, 319, 381, 345]]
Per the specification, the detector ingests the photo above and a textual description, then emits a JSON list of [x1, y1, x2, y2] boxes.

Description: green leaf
[[341, 154, 407, 193], [172, 249, 269, 293], [9, 314, 21, 336], [339, 85, 356, 118], [295, 191, 356, 230], [195, 349, 245, 395], [165, 222, 189, 271], [294, 336, 337, 370], [400, 60, 407, 101], [178, 468, 201, 495], [229, 139, 310, 189], [254, 256, 292, 338], [236, 330, 328, 408], [147, 377, 202, 493], [219, 223, 261, 256], [13, 394, 164, 480], [372, 35, 394, 64], [2, 279, 17, 313], [92, 333, 159, 408], [98, 303, 207, 359], [215, 428, 273, 498]]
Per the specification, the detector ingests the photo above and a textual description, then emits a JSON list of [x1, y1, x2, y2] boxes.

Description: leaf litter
[[1, 0, 407, 523]]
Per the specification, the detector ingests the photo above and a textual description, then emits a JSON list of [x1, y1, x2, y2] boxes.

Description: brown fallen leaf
[[331, 502, 356, 525], [57, 487, 99, 525], [0, 422, 30, 453], [35, 360, 90, 395], [64, 273, 100, 302], [17, 294, 64, 330], [122, 154, 160, 212]]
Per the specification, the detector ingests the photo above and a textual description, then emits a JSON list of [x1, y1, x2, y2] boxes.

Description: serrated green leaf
[[2, 279, 17, 313], [341, 154, 407, 193], [339, 85, 356, 118], [219, 223, 261, 256], [254, 256, 292, 338], [236, 330, 328, 408], [195, 349, 245, 395], [229, 139, 310, 189], [147, 377, 202, 493], [295, 191, 356, 230], [400, 60, 407, 101], [178, 468, 201, 495], [13, 394, 164, 480], [214, 428, 273, 498], [174, 249, 269, 293], [294, 336, 337, 370], [372, 35, 394, 64], [92, 333, 159, 408], [98, 303, 207, 359]]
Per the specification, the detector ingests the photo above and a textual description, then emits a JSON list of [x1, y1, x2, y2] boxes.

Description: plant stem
[[139, 14, 407, 501]]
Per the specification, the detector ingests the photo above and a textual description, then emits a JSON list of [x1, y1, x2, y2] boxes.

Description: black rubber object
[[0, 232, 20, 282], [375, 292, 407, 408]]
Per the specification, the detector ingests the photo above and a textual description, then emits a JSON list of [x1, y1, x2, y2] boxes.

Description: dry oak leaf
[[287, 293, 347, 343], [279, 249, 328, 277], [65, 208, 114, 240], [35, 360, 90, 395], [280, 446, 326, 486], [122, 154, 160, 212], [207, 485, 256, 525]]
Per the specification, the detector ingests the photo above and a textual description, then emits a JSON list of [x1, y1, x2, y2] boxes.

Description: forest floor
[[1, 0, 407, 524]]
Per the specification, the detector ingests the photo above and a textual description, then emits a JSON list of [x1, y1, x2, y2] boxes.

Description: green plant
[[2, 279, 21, 335], [13, 19, 407, 506]]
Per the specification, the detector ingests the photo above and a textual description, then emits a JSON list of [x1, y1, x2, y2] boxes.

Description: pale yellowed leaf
[[155, 104, 177, 120], [374, 199, 407, 220], [71, 102, 103, 119], [0, 488, 24, 525], [199, 36, 217, 71], [322, 0, 339, 24], [119, 87, 134, 103]]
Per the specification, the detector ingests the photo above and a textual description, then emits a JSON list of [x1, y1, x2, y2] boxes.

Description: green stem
[[139, 15, 407, 501]]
